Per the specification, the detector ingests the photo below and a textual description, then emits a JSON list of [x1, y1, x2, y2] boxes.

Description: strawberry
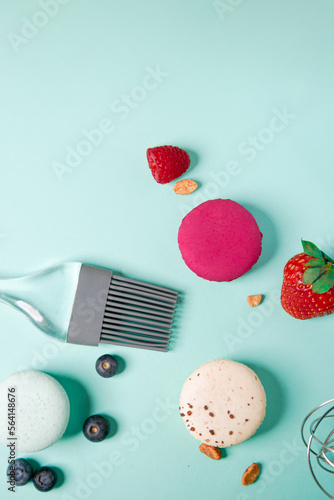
[[146, 146, 190, 184], [281, 240, 334, 320]]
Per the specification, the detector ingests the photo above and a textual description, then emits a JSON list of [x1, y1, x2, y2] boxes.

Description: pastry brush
[[0, 263, 178, 352]]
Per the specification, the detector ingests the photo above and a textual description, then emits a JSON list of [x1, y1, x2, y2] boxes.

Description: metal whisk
[[301, 399, 334, 499]]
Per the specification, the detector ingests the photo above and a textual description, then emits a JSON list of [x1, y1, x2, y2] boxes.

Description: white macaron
[[0, 370, 70, 453]]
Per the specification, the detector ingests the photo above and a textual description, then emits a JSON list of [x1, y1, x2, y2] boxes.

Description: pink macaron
[[178, 199, 262, 282]]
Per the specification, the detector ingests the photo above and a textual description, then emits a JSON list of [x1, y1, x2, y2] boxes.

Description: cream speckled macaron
[[179, 359, 266, 447]]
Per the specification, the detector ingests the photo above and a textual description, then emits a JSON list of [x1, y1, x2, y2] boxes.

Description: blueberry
[[6, 458, 33, 486], [95, 354, 119, 378], [83, 415, 109, 442], [33, 466, 57, 492]]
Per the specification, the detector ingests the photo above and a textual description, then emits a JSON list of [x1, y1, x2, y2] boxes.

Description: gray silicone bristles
[[67, 265, 178, 352], [100, 274, 178, 352]]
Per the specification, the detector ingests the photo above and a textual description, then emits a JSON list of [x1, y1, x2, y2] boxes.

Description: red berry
[[281, 252, 334, 320], [146, 146, 190, 184]]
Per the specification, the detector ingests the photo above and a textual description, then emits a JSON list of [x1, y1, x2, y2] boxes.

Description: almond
[[199, 444, 222, 460], [241, 462, 260, 485], [247, 295, 262, 307], [173, 179, 197, 195]]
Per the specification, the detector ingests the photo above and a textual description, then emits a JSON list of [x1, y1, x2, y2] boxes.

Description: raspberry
[[146, 146, 191, 184]]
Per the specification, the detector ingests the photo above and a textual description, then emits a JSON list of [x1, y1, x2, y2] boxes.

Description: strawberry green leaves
[[303, 267, 324, 285], [305, 258, 323, 268], [302, 239, 334, 264], [312, 273, 334, 294], [302, 240, 324, 260], [301, 240, 334, 293]]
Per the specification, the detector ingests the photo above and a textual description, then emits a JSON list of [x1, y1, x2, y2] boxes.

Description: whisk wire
[[302, 399, 334, 499]]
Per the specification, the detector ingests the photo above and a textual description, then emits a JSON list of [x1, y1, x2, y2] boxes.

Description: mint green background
[[1, 1, 334, 499]]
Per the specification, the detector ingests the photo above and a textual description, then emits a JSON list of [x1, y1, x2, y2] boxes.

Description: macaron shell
[[0, 370, 70, 453], [179, 359, 266, 447], [177, 199, 263, 282]]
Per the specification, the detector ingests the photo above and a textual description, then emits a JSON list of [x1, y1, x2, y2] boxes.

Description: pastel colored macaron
[[179, 359, 266, 447], [178, 199, 262, 282], [0, 370, 70, 453]]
